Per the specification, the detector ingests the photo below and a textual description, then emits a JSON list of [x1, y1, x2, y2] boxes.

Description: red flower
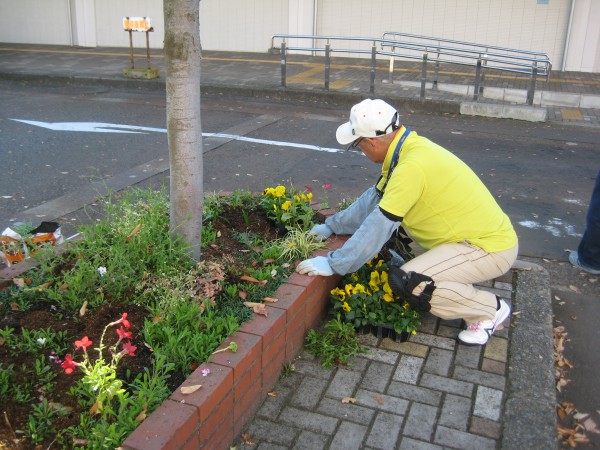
[[324, 183, 331, 190], [61, 354, 77, 374], [116, 326, 132, 341], [304, 185, 313, 193], [75, 336, 93, 351], [119, 313, 131, 328], [122, 341, 137, 357]]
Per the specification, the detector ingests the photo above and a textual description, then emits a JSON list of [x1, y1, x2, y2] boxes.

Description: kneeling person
[[297, 99, 518, 346]]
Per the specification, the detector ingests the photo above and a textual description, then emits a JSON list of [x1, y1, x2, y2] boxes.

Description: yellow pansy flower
[[345, 284, 354, 296], [383, 293, 394, 302], [342, 301, 351, 312], [353, 283, 366, 294], [281, 200, 292, 211], [383, 282, 393, 295], [275, 185, 286, 197], [307, 192, 313, 201]]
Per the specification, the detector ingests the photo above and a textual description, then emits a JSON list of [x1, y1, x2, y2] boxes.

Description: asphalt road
[[1, 79, 598, 260], [1, 80, 600, 446]]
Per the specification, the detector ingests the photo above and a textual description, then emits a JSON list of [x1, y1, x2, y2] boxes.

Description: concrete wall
[[0, 0, 71, 45], [0, 0, 597, 73]]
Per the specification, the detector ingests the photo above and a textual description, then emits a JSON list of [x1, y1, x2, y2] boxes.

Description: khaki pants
[[402, 242, 518, 324]]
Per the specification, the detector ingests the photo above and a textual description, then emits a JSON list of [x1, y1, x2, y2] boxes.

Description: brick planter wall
[[120, 234, 348, 450], [0, 207, 345, 450]]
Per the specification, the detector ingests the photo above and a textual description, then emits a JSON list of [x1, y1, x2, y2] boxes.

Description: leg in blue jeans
[[577, 170, 600, 270]]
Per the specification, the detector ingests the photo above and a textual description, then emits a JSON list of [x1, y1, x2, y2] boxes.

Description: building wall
[[0, 0, 71, 45], [0, 0, 597, 73]]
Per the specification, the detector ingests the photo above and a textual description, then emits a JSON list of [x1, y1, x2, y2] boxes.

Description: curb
[[121, 235, 348, 450], [502, 260, 557, 450]]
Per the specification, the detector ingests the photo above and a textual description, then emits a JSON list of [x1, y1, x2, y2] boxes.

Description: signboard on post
[[123, 17, 153, 32], [122, 16, 158, 79]]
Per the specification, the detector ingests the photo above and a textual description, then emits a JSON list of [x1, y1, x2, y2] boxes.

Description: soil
[[0, 204, 280, 449]]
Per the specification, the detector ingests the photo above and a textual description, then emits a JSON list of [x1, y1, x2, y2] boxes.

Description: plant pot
[[357, 323, 409, 342]]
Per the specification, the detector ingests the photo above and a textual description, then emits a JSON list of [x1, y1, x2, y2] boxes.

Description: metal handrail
[[270, 33, 552, 105]]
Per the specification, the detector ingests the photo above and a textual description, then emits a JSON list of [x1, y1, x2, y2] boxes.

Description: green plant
[[267, 228, 327, 262], [62, 313, 137, 419], [24, 398, 66, 445], [261, 184, 315, 231], [330, 256, 421, 335], [142, 301, 239, 375], [305, 315, 367, 368], [279, 361, 295, 380]]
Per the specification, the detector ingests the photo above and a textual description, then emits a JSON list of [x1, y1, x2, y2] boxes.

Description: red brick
[[210, 332, 262, 384], [122, 399, 199, 450], [262, 346, 286, 396], [233, 378, 263, 436], [233, 358, 262, 402], [198, 389, 233, 443], [260, 329, 286, 368], [199, 412, 233, 450], [170, 363, 233, 423], [286, 271, 316, 288], [272, 283, 309, 318], [239, 306, 286, 352], [286, 323, 307, 361], [180, 432, 200, 450]]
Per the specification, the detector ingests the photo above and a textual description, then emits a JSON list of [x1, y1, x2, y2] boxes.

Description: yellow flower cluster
[[261, 184, 316, 231]]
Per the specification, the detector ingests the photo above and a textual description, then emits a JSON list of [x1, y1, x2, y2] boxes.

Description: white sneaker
[[458, 299, 511, 346]]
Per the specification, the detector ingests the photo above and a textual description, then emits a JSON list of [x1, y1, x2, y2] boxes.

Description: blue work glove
[[296, 256, 334, 277], [309, 224, 333, 241]]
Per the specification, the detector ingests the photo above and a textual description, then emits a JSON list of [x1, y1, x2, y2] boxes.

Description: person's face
[[356, 137, 388, 163]]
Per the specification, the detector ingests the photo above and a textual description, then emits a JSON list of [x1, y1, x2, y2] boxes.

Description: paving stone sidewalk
[[234, 275, 514, 450]]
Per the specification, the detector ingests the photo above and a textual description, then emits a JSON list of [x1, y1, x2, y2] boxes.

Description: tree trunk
[[163, 0, 203, 260]]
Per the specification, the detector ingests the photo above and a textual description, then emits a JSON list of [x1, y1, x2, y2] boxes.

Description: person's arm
[[324, 186, 380, 235], [297, 206, 400, 276]]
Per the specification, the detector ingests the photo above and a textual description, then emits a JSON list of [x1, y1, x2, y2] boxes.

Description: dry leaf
[[90, 402, 99, 415], [241, 433, 254, 445], [135, 405, 147, 423], [238, 291, 247, 300], [341, 397, 356, 404], [374, 395, 384, 405], [72, 438, 89, 445], [263, 297, 278, 303], [244, 302, 268, 316], [217, 230, 222, 238], [512, 311, 521, 317], [569, 285, 581, 293], [264, 258, 276, 264], [37, 282, 52, 290], [10, 303, 19, 311], [126, 224, 142, 241], [79, 300, 88, 317], [240, 275, 267, 286], [59, 283, 68, 292], [180, 385, 202, 394], [267, 391, 278, 397], [0, 338, 5, 347], [13, 278, 25, 288]]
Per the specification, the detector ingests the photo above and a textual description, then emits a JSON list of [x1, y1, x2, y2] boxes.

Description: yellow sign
[[123, 17, 152, 32]]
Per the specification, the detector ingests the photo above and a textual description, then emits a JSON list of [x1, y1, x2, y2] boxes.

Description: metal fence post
[[433, 45, 440, 90], [473, 57, 482, 101], [527, 63, 538, 106], [420, 53, 428, 99], [370, 44, 376, 94], [280, 42, 287, 88], [325, 43, 331, 91], [388, 46, 395, 84]]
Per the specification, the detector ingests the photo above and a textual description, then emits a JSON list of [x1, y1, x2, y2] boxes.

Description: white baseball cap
[[336, 99, 400, 145]]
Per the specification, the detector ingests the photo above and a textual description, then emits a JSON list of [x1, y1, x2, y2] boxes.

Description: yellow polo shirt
[[378, 128, 517, 252]]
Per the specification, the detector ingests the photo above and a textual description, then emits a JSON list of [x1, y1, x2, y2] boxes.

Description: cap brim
[[336, 121, 356, 145]]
